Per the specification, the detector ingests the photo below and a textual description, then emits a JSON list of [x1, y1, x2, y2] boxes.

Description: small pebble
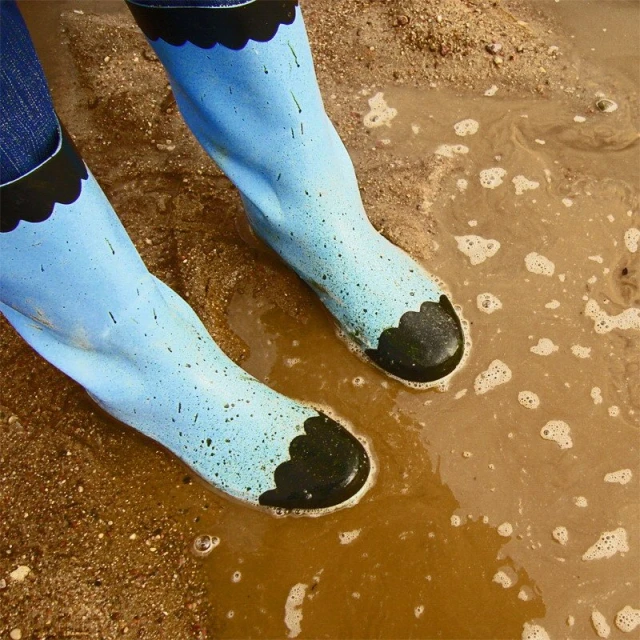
[[486, 43, 503, 54]]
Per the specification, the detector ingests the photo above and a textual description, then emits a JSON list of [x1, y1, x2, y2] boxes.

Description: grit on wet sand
[[1, 0, 639, 638]]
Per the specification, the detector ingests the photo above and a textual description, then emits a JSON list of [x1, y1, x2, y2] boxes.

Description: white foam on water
[[541, 420, 573, 449], [604, 469, 632, 485], [414, 605, 425, 619], [535, 139, 546, 145], [474, 360, 512, 395], [588, 255, 604, 263], [339, 529, 361, 544], [615, 606, 640, 633], [585, 299, 640, 334], [454, 389, 467, 399], [479, 167, 506, 189], [562, 198, 574, 207], [624, 227, 640, 253], [608, 405, 620, 417], [411, 124, 420, 134], [284, 583, 308, 638], [232, 571, 242, 583], [455, 235, 501, 265], [456, 178, 469, 192], [582, 527, 629, 560], [592, 610, 611, 638], [454, 119, 479, 136], [574, 115, 587, 123], [363, 92, 397, 128], [567, 616, 575, 627], [497, 522, 513, 537], [513, 175, 540, 195], [484, 85, 498, 96], [518, 391, 540, 409], [530, 338, 559, 356], [545, 300, 560, 309], [435, 144, 469, 158], [451, 515, 462, 527], [552, 526, 569, 545], [574, 496, 588, 507], [525, 252, 555, 276], [477, 293, 502, 314], [522, 622, 551, 640], [591, 387, 603, 404], [571, 345, 591, 359], [518, 587, 533, 601], [493, 569, 515, 588]]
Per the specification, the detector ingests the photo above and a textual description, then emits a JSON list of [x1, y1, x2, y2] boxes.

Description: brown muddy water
[[2, 1, 639, 639]]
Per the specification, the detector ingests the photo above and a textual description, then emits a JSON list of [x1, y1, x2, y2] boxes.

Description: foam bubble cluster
[[435, 144, 469, 158], [615, 606, 640, 633], [591, 610, 611, 638], [477, 293, 502, 314], [518, 391, 540, 409], [497, 522, 513, 537], [474, 360, 512, 395], [585, 299, 640, 334], [479, 167, 507, 189], [574, 496, 588, 507], [414, 605, 425, 619], [522, 622, 550, 640], [525, 252, 555, 276], [541, 420, 573, 449], [591, 387, 603, 404], [604, 469, 632, 485], [339, 529, 361, 544], [363, 92, 397, 128], [552, 526, 569, 545], [624, 227, 640, 253], [454, 119, 479, 136], [284, 583, 308, 638], [484, 85, 498, 97], [582, 528, 629, 561], [530, 338, 558, 356], [512, 175, 540, 195], [571, 345, 591, 359], [545, 300, 560, 309], [455, 235, 501, 265], [493, 570, 515, 588]]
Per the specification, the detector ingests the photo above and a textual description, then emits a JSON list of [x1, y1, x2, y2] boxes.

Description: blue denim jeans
[[0, 0, 255, 184]]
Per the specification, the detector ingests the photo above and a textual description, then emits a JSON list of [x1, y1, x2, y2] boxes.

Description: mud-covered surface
[[1, 0, 639, 638]]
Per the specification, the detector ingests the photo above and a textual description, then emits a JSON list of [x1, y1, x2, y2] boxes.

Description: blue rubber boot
[[127, 0, 466, 384], [0, 3, 370, 512]]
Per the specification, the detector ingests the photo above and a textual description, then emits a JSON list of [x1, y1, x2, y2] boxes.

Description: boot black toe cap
[[365, 295, 464, 383], [258, 414, 370, 511]]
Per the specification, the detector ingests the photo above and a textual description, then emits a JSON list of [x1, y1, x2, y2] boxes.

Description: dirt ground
[[1, 0, 638, 638]]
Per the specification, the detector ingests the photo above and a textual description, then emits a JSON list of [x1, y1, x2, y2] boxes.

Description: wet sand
[[1, 1, 639, 638]]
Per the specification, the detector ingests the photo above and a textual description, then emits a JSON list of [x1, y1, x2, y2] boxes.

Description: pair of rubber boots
[[0, 1, 465, 513]]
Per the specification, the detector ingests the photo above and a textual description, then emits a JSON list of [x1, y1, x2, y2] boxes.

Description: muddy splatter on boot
[[0, 2, 370, 511], [127, 0, 466, 384]]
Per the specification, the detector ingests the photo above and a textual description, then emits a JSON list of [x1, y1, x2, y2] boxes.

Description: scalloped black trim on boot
[[259, 413, 370, 510], [365, 295, 464, 383], [0, 126, 88, 233], [126, 0, 298, 50]]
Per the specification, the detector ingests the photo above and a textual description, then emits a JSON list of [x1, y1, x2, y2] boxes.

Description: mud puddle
[[196, 83, 639, 638], [2, 0, 639, 639]]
